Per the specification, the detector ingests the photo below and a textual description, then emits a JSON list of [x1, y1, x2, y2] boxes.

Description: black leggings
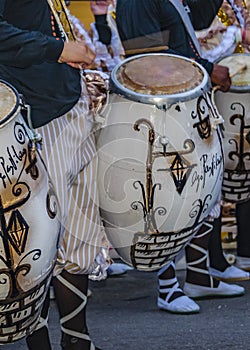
[[236, 200, 250, 258], [208, 215, 229, 271], [209, 200, 250, 270]]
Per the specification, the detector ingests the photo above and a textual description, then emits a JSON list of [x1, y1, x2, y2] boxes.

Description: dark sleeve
[[0, 6, 64, 68], [185, 0, 223, 30], [94, 14, 112, 45], [159, 1, 214, 76], [196, 58, 214, 75]]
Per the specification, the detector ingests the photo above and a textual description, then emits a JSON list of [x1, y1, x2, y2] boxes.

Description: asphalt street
[[2, 260, 250, 350]]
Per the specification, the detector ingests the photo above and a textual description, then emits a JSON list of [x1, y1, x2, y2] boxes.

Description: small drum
[[215, 53, 250, 203], [0, 80, 61, 344], [96, 54, 224, 271]]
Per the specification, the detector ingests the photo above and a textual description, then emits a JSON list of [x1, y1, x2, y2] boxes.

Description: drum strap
[[168, 0, 202, 56], [47, 0, 76, 41]]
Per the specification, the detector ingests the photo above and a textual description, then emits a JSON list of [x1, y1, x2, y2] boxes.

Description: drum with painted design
[[215, 53, 250, 203], [0, 80, 61, 344], [96, 54, 224, 271]]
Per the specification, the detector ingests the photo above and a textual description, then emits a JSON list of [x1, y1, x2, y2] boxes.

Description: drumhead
[[217, 54, 250, 92], [111, 54, 210, 107], [0, 80, 20, 126]]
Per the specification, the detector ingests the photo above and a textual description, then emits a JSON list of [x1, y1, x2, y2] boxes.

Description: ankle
[[209, 260, 230, 272], [159, 290, 185, 302], [186, 271, 219, 288], [26, 326, 52, 350], [158, 275, 187, 303], [61, 332, 99, 350], [157, 262, 176, 280]]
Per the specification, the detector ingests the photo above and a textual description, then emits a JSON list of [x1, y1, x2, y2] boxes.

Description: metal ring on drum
[[96, 53, 224, 272], [214, 53, 250, 203], [0, 80, 62, 344]]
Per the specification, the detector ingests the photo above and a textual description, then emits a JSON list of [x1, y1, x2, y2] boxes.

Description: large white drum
[[96, 54, 224, 271], [215, 53, 250, 203], [0, 80, 61, 344]]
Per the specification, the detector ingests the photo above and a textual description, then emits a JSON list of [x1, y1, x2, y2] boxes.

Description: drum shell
[[215, 54, 250, 203], [97, 86, 224, 271], [0, 81, 61, 343]]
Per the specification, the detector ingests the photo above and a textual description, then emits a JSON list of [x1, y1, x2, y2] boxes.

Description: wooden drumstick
[[230, 63, 247, 78]]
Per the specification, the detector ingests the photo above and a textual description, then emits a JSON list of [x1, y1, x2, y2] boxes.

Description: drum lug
[[211, 116, 224, 130], [22, 103, 43, 147]]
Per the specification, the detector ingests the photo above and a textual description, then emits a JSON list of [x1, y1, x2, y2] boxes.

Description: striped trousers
[[38, 87, 108, 276]]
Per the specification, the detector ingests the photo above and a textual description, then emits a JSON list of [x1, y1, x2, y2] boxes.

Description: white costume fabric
[[38, 80, 109, 279]]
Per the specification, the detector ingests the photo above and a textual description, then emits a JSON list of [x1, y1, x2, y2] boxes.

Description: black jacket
[[0, 0, 81, 128], [116, 0, 223, 75], [185, 0, 223, 31]]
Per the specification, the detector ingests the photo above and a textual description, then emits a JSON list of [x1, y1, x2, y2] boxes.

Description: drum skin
[[96, 54, 224, 271], [215, 53, 250, 203], [0, 80, 61, 344]]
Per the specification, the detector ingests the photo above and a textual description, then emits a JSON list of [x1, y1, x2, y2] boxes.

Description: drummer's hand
[[210, 64, 231, 92], [58, 41, 96, 69]]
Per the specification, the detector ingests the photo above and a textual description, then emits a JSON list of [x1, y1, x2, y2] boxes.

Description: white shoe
[[183, 281, 245, 299], [209, 265, 250, 282], [235, 256, 250, 271], [107, 263, 133, 276], [158, 295, 200, 314], [157, 275, 200, 314]]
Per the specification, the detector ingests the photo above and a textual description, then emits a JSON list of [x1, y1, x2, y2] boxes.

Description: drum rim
[[0, 79, 20, 127], [216, 53, 250, 93], [110, 53, 211, 108]]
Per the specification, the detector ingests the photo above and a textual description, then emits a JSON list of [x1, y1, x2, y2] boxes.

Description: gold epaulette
[[47, 0, 76, 41]]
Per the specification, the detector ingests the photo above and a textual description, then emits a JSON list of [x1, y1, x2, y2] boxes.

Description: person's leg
[[235, 200, 250, 271], [25, 114, 70, 350], [36, 97, 106, 350], [53, 271, 101, 350], [51, 130, 106, 350], [157, 219, 245, 312], [185, 222, 219, 287], [157, 260, 200, 314], [183, 221, 245, 298], [208, 215, 249, 281], [26, 290, 52, 350], [50, 152, 104, 350], [208, 216, 229, 271]]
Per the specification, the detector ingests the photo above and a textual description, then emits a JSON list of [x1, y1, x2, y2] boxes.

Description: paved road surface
[[2, 263, 250, 350]]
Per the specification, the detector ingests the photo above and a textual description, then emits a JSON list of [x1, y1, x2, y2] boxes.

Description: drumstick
[[230, 63, 247, 78]]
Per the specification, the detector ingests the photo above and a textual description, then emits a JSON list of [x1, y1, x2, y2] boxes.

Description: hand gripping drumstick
[[213, 63, 248, 93]]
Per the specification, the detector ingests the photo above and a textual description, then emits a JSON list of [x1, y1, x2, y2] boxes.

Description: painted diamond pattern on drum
[[166, 153, 194, 194], [6, 209, 29, 255], [134, 118, 196, 196]]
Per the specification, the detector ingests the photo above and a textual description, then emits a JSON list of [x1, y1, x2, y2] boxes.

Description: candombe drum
[[96, 53, 224, 271], [215, 53, 250, 203], [0, 80, 61, 343]]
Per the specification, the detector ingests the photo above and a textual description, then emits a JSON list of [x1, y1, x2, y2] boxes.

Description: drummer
[[116, 0, 231, 91], [0, 1, 109, 350], [115, 0, 247, 314]]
